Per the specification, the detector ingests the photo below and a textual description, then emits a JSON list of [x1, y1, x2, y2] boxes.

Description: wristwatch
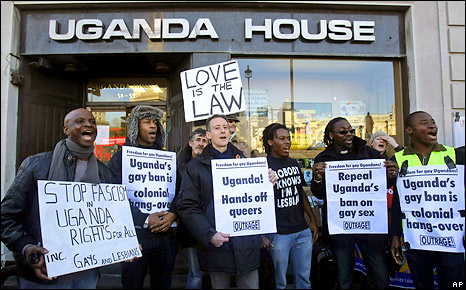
[[143, 216, 149, 229]]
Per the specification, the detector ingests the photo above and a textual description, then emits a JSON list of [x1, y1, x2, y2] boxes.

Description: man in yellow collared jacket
[[390, 111, 465, 289]]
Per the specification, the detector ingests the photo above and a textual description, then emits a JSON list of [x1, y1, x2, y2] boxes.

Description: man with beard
[[311, 117, 398, 289], [174, 128, 208, 289], [1, 108, 112, 288], [390, 111, 465, 289], [108, 105, 177, 289]]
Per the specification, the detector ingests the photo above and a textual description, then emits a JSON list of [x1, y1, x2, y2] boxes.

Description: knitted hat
[[126, 106, 165, 148], [370, 131, 389, 145]]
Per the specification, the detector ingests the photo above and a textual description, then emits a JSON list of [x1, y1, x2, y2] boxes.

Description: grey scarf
[[48, 139, 100, 183]]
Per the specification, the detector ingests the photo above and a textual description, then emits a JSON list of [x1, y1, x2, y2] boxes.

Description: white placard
[[180, 60, 246, 122], [325, 159, 388, 235], [38, 181, 141, 277], [96, 125, 110, 145], [211, 157, 276, 237], [122, 146, 176, 215], [396, 165, 465, 253]]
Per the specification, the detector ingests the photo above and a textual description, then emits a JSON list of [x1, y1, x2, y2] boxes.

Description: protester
[[174, 128, 208, 289], [176, 114, 277, 289], [108, 105, 177, 289], [1, 108, 111, 288], [261, 123, 319, 289], [227, 113, 251, 157], [310, 117, 398, 289], [390, 111, 465, 289], [370, 130, 403, 159]]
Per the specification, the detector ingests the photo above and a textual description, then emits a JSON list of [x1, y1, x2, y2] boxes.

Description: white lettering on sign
[[245, 19, 375, 41], [49, 18, 219, 41], [49, 18, 375, 42]]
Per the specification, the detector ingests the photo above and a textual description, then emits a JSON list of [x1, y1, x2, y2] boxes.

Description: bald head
[[63, 108, 97, 148]]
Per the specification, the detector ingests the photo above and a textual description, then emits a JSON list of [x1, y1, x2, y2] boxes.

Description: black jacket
[[176, 143, 262, 274], [310, 136, 389, 237], [1, 149, 111, 282], [174, 145, 198, 248]]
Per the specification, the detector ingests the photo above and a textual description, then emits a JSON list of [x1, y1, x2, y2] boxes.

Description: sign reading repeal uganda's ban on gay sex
[[122, 146, 176, 215], [211, 157, 276, 237], [396, 165, 465, 253], [37, 181, 141, 277], [325, 159, 388, 235]]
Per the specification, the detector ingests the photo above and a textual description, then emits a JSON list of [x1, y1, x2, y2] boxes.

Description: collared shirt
[[402, 143, 447, 165]]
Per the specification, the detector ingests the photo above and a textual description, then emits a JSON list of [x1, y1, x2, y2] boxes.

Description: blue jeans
[[330, 234, 389, 289], [184, 247, 202, 289], [17, 268, 99, 289], [269, 228, 313, 289], [406, 249, 465, 289], [121, 231, 178, 289]]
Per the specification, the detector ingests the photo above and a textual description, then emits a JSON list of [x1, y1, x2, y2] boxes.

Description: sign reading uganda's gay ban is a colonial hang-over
[[37, 181, 141, 278], [325, 159, 388, 235], [180, 60, 246, 122], [122, 146, 176, 215], [212, 157, 276, 237], [396, 165, 465, 253]]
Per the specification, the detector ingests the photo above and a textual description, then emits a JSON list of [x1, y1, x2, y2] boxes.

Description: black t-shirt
[[267, 155, 309, 235]]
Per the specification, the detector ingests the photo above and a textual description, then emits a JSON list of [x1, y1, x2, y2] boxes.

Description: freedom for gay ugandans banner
[[396, 165, 465, 253], [325, 159, 387, 235], [38, 181, 141, 277], [122, 146, 176, 215], [180, 60, 246, 122], [211, 157, 276, 237]]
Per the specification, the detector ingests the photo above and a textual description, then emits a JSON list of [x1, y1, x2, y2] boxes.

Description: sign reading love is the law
[[38, 181, 141, 277], [325, 159, 388, 235], [180, 60, 246, 122]]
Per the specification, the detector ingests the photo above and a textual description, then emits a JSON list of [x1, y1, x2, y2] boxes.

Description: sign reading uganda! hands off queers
[[212, 157, 276, 237], [37, 181, 141, 277], [396, 165, 465, 253], [325, 159, 388, 235]]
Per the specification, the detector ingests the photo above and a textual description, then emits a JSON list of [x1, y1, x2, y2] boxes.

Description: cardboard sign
[[122, 146, 176, 215], [211, 157, 276, 236], [396, 165, 465, 253], [180, 60, 246, 122], [325, 159, 388, 235], [37, 181, 141, 277]]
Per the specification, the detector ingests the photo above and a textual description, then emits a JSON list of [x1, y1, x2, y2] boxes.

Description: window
[[86, 78, 168, 164], [235, 58, 400, 170]]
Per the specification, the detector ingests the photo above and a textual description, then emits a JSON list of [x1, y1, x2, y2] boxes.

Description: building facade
[[1, 1, 465, 264]]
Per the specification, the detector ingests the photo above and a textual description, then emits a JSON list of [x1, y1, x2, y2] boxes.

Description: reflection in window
[[87, 78, 167, 103], [235, 58, 397, 166], [93, 111, 127, 165]]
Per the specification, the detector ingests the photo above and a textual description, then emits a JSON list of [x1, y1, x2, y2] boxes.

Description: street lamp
[[244, 65, 252, 141]]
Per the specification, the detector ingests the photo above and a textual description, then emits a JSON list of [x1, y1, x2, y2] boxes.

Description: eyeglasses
[[333, 129, 356, 135]]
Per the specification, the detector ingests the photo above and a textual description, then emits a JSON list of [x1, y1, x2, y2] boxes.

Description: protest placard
[[122, 146, 176, 215], [180, 60, 246, 122], [325, 159, 387, 235], [37, 181, 141, 277], [211, 157, 276, 237], [396, 165, 465, 253]]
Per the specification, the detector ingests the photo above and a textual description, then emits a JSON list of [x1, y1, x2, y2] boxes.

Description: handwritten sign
[[180, 60, 246, 122], [396, 165, 465, 253], [211, 157, 276, 236], [37, 181, 141, 277], [122, 146, 176, 215], [325, 159, 387, 235]]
